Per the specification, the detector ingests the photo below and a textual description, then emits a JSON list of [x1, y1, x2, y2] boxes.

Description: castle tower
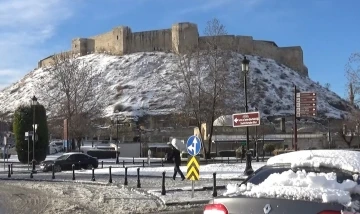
[[349, 82, 355, 105], [71, 38, 88, 55], [171, 22, 199, 53], [112, 26, 132, 55]]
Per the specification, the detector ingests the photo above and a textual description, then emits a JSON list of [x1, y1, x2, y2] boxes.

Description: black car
[[40, 152, 99, 172]]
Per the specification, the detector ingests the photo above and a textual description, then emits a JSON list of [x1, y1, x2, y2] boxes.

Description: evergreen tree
[[13, 104, 49, 163]]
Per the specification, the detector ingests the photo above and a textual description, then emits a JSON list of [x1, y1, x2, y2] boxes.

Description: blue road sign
[[186, 135, 202, 156]]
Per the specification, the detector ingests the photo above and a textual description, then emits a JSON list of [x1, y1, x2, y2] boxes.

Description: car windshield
[[56, 155, 69, 160], [244, 165, 357, 185]]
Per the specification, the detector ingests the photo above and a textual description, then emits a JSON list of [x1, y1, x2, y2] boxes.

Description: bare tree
[[40, 52, 104, 147], [324, 83, 331, 90], [346, 52, 360, 105], [158, 18, 238, 158]]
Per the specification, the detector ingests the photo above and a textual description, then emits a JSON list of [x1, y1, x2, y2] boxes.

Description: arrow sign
[[186, 156, 200, 181], [186, 135, 202, 156]]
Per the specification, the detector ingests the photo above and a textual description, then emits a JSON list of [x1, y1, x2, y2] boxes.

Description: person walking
[[147, 149, 152, 166], [168, 144, 185, 181]]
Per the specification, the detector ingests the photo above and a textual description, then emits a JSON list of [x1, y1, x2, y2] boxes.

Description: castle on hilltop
[[38, 22, 308, 75]]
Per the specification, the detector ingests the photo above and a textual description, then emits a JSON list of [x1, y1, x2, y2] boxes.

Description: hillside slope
[[0, 52, 352, 119]]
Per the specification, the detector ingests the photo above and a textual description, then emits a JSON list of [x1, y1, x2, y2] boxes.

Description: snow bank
[[224, 169, 360, 210], [64, 162, 266, 179], [267, 150, 360, 173]]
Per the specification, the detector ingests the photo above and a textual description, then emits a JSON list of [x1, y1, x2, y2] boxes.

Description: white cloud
[[0, 0, 76, 90]]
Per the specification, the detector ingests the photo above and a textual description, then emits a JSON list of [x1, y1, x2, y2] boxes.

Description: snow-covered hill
[[0, 52, 352, 119]]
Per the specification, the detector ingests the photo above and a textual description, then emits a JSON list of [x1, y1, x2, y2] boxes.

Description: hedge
[[273, 149, 294, 156], [13, 104, 49, 163], [0, 153, 11, 159], [219, 150, 236, 157], [86, 150, 120, 159]]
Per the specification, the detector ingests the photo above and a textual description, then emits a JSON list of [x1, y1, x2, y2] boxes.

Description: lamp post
[[242, 56, 254, 175], [114, 110, 120, 164], [356, 121, 359, 149], [31, 95, 38, 173]]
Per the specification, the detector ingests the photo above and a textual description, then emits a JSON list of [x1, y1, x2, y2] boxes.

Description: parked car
[[39, 152, 98, 172], [49, 141, 64, 152], [203, 150, 360, 214], [49, 144, 59, 154]]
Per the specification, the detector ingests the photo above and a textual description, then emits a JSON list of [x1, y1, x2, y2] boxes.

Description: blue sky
[[0, 0, 359, 99]]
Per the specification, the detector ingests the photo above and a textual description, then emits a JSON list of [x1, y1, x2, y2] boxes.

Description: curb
[[165, 199, 210, 206], [154, 185, 227, 192], [0, 177, 111, 186]]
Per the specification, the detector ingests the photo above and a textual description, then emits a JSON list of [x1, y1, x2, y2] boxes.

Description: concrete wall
[[37, 51, 75, 68], [278, 46, 307, 76], [131, 29, 172, 52], [37, 22, 307, 76], [90, 31, 114, 53], [253, 40, 279, 61]]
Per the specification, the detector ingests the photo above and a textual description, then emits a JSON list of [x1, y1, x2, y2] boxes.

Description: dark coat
[[169, 148, 181, 166]]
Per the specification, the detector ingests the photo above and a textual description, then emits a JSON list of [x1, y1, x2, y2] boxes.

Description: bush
[[263, 144, 275, 153], [0, 153, 11, 159], [219, 150, 236, 157], [86, 150, 119, 159], [272, 149, 294, 156], [13, 104, 49, 164]]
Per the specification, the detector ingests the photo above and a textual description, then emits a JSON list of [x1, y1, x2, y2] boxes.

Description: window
[[117, 35, 119, 40]]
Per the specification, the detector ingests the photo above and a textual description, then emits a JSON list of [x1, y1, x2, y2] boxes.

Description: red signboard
[[232, 111, 261, 127], [296, 92, 316, 97]]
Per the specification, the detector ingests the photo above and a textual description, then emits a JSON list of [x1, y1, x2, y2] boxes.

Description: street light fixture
[[31, 95, 38, 173], [242, 56, 254, 175], [114, 110, 120, 164]]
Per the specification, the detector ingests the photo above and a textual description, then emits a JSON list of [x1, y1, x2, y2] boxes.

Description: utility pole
[[294, 85, 298, 151]]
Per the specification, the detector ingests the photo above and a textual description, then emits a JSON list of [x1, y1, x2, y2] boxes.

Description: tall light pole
[[114, 110, 120, 164], [242, 56, 254, 175], [356, 121, 359, 148], [31, 96, 38, 161]]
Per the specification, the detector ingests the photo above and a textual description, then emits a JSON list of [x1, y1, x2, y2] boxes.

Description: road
[[0, 181, 205, 214]]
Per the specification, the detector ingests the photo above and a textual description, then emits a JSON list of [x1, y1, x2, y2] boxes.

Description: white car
[[50, 141, 64, 152]]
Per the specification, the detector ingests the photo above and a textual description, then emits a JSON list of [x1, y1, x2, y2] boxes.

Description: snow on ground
[[149, 188, 225, 205], [63, 162, 266, 179], [267, 149, 360, 173], [3, 180, 167, 214], [0, 52, 352, 119]]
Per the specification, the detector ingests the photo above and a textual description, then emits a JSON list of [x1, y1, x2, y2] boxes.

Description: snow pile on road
[[267, 150, 360, 173], [4, 181, 163, 214], [224, 170, 360, 210]]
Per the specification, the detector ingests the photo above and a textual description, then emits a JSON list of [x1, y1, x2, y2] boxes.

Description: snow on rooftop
[[224, 169, 360, 210], [267, 150, 360, 173]]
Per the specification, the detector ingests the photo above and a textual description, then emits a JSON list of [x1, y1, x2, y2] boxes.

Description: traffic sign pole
[[186, 136, 202, 198]]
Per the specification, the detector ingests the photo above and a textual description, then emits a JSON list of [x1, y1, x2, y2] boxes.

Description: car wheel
[[86, 164, 93, 169], [54, 165, 62, 172]]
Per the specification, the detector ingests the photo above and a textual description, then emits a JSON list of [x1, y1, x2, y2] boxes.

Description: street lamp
[[356, 121, 359, 148], [242, 56, 254, 175], [31, 95, 38, 173], [114, 110, 120, 164]]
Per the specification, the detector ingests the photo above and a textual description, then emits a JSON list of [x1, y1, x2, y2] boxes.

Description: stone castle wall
[[38, 22, 308, 76]]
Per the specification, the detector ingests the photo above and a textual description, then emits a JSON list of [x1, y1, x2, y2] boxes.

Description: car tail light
[[317, 211, 341, 214], [203, 203, 228, 214]]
